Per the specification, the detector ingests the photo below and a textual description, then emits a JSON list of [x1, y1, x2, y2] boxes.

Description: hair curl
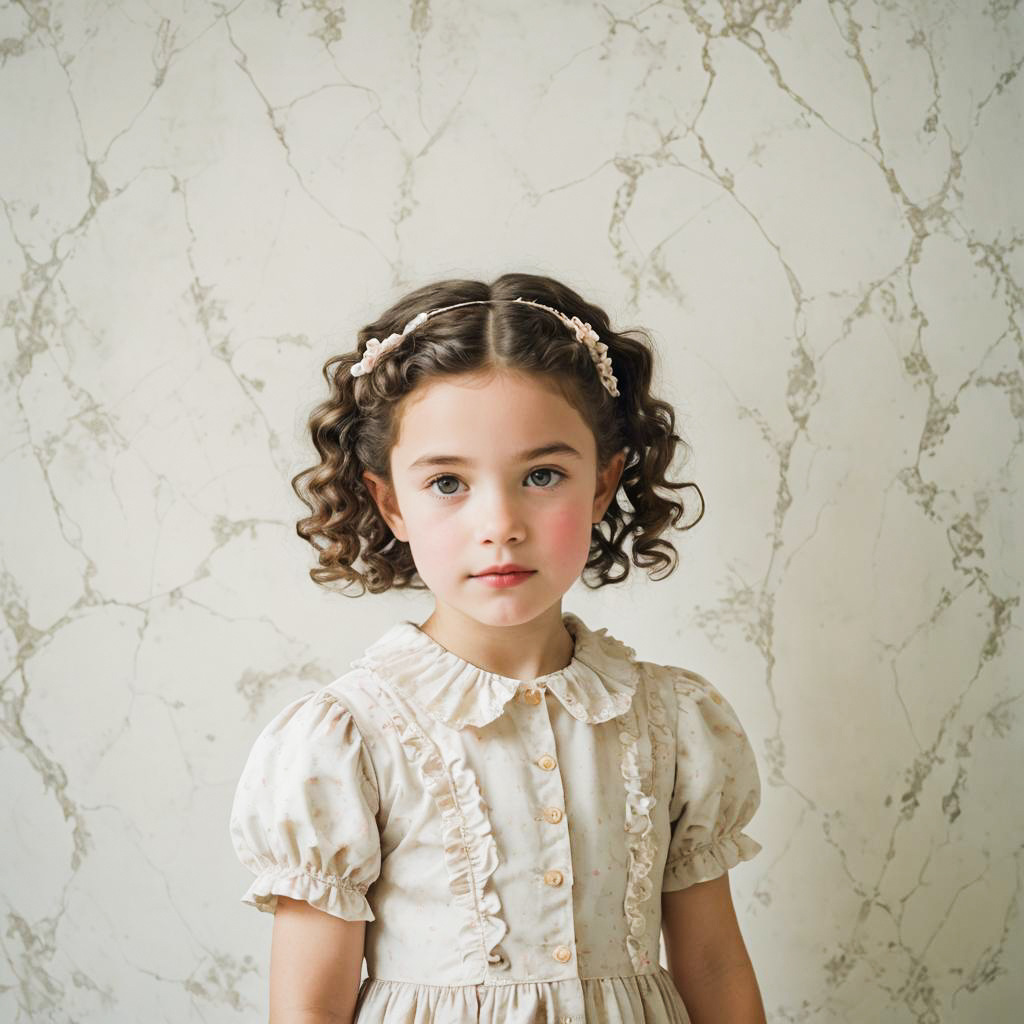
[[291, 272, 704, 595]]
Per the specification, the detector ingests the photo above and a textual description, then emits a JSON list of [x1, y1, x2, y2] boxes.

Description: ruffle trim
[[618, 704, 657, 973], [661, 829, 763, 892], [385, 700, 509, 976], [353, 638, 518, 730], [352, 613, 641, 730], [547, 619, 641, 725], [241, 863, 375, 921]]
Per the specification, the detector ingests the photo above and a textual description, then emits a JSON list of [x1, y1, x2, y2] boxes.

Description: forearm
[[668, 954, 766, 1024]]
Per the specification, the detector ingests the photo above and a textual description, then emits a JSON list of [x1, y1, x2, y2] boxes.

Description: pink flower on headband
[[569, 316, 600, 346], [567, 315, 620, 396], [352, 312, 432, 376], [352, 332, 401, 376]]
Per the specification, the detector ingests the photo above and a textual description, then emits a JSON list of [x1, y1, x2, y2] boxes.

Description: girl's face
[[362, 372, 626, 629]]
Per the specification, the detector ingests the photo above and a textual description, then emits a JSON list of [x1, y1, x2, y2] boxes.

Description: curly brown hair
[[291, 272, 704, 595]]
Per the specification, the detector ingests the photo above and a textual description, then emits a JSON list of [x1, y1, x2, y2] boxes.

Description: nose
[[474, 482, 526, 546]]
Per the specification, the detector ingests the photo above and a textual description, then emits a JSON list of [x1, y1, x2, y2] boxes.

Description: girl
[[229, 272, 766, 1024]]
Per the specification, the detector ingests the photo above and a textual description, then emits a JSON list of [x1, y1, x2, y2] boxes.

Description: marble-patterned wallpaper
[[2, 1, 1021, 1021]]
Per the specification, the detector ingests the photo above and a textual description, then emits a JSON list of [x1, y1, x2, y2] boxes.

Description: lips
[[474, 564, 533, 576]]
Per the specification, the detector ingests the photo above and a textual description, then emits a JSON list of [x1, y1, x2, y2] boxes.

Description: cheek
[[405, 503, 464, 563], [543, 504, 593, 562]]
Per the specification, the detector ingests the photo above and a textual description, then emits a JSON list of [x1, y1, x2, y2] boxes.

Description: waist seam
[[361, 968, 669, 989]]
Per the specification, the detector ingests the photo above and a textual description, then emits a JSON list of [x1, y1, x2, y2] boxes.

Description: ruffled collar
[[351, 611, 641, 730]]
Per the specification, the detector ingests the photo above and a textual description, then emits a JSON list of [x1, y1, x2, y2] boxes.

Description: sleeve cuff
[[662, 829, 762, 892], [240, 864, 376, 921]]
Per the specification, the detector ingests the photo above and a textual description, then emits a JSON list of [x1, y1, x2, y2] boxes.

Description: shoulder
[[242, 687, 346, 754], [635, 659, 742, 711], [250, 684, 359, 741], [242, 661, 395, 748], [240, 681, 381, 781], [631, 660, 757, 754]]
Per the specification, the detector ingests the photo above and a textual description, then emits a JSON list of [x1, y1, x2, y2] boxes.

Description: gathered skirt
[[352, 967, 690, 1023]]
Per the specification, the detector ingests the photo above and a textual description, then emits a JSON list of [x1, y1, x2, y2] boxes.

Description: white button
[[543, 806, 563, 824], [537, 754, 556, 771], [522, 688, 542, 705], [553, 944, 572, 963], [544, 869, 564, 887]]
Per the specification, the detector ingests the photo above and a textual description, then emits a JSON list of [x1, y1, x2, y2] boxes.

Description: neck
[[417, 603, 575, 681]]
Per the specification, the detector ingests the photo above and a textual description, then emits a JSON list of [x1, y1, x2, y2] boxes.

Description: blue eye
[[426, 468, 566, 500]]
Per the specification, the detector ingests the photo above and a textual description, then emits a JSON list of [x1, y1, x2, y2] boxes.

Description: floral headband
[[349, 296, 620, 398]]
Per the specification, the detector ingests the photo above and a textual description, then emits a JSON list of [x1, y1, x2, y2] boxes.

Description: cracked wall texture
[[1, 0, 1022, 1021]]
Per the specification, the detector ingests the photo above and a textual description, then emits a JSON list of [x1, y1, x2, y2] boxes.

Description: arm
[[661, 872, 766, 1024], [269, 896, 366, 1024]]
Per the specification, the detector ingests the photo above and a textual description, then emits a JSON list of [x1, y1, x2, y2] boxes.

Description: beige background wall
[[2, 1, 1021, 1020]]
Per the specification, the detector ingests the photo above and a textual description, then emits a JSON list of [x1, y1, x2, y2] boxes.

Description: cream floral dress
[[229, 612, 762, 1023]]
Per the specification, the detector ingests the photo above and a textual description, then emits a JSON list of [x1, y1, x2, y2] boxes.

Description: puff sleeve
[[228, 690, 382, 921], [662, 667, 762, 892]]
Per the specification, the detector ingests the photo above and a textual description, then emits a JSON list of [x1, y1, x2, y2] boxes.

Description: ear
[[592, 448, 627, 524], [362, 471, 410, 542]]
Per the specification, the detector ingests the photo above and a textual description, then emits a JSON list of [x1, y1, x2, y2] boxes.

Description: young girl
[[229, 272, 766, 1024]]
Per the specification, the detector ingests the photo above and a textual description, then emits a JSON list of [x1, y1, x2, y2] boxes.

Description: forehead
[[393, 373, 594, 469]]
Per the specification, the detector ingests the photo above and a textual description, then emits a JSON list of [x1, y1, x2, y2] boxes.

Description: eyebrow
[[407, 442, 584, 472]]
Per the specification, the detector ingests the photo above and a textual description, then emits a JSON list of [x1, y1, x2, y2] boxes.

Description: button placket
[[515, 683, 578, 975]]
